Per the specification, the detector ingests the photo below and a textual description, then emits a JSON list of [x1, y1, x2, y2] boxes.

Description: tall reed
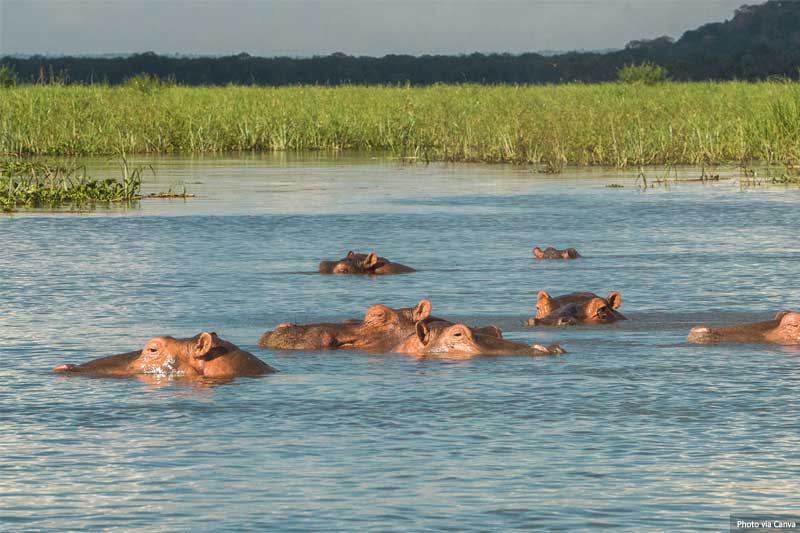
[[1, 82, 798, 168]]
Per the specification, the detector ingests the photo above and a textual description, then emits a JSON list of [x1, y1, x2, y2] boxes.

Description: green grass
[[1, 82, 799, 168]]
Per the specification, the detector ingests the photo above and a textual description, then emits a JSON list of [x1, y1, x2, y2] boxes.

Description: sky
[[0, 0, 746, 57]]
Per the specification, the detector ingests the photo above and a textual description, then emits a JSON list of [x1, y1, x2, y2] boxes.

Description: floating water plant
[[0, 159, 192, 209]]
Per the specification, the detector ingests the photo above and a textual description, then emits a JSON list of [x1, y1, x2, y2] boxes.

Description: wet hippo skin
[[688, 311, 800, 344], [533, 246, 581, 260], [259, 299, 504, 353], [318, 251, 415, 275]]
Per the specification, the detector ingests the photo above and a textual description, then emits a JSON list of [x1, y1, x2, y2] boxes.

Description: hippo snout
[[533, 343, 567, 355], [687, 326, 716, 343]]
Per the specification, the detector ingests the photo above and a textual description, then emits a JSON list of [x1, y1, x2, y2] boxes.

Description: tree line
[[1, 1, 798, 86]]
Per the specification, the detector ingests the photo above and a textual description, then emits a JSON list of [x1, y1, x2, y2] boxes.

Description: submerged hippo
[[259, 299, 503, 353], [526, 291, 626, 326], [533, 246, 581, 260], [258, 299, 433, 352], [393, 321, 565, 358], [688, 311, 800, 345], [318, 251, 415, 275], [53, 332, 276, 379]]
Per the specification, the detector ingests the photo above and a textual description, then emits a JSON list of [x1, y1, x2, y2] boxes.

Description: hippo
[[258, 299, 503, 352], [533, 246, 581, 260], [53, 332, 276, 379], [688, 311, 800, 345], [393, 321, 565, 358], [258, 299, 433, 352], [318, 251, 416, 275], [526, 291, 626, 326]]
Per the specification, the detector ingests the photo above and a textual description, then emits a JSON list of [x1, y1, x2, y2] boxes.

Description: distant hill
[[1, 1, 798, 85], [620, 1, 800, 80]]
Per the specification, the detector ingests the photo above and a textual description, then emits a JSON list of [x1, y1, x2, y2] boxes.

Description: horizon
[[0, 48, 622, 60], [0, 0, 745, 57]]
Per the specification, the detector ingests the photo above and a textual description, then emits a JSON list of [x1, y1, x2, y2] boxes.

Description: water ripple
[[1, 158, 798, 531]]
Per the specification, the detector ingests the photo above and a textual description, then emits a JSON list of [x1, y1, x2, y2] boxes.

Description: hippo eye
[[453, 331, 463, 338], [148, 346, 158, 353]]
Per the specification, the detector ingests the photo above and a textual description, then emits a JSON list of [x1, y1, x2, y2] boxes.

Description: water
[[2, 155, 799, 531]]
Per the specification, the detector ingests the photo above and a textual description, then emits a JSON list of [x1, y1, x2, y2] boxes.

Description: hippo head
[[54, 332, 275, 378], [364, 299, 430, 329], [318, 251, 386, 275], [688, 311, 800, 345], [773, 312, 800, 343], [351, 299, 432, 351], [529, 291, 625, 326], [533, 247, 581, 259], [259, 299, 432, 351], [410, 321, 565, 358]]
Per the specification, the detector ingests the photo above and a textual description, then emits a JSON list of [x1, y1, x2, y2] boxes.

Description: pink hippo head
[[54, 332, 276, 379]]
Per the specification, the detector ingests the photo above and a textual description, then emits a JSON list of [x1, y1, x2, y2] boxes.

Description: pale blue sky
[[0, 0, 746, 56]]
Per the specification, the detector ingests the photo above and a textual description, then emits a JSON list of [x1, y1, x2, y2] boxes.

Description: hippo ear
[[415, 321, 431, 345], [346, 250, 356, 259], [775, 311, 790, 321], [363, 252, 379, 269], [536, 291, 552, 318], [192, 332, 215, 359], [480, 325, 503, 338], [412, 299, 432, 322], [533, 247, 544, 259], [607, 291, 622, 309]]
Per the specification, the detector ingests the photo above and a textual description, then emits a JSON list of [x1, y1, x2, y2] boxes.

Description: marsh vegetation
[[1, 82, 799, 171], [0, 158, 191, 209]]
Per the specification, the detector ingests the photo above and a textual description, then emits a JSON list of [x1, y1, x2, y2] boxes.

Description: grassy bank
[[1, 82, 799, 167]]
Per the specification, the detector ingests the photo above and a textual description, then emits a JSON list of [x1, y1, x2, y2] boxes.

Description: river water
[[1, 155, 799, 531]]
